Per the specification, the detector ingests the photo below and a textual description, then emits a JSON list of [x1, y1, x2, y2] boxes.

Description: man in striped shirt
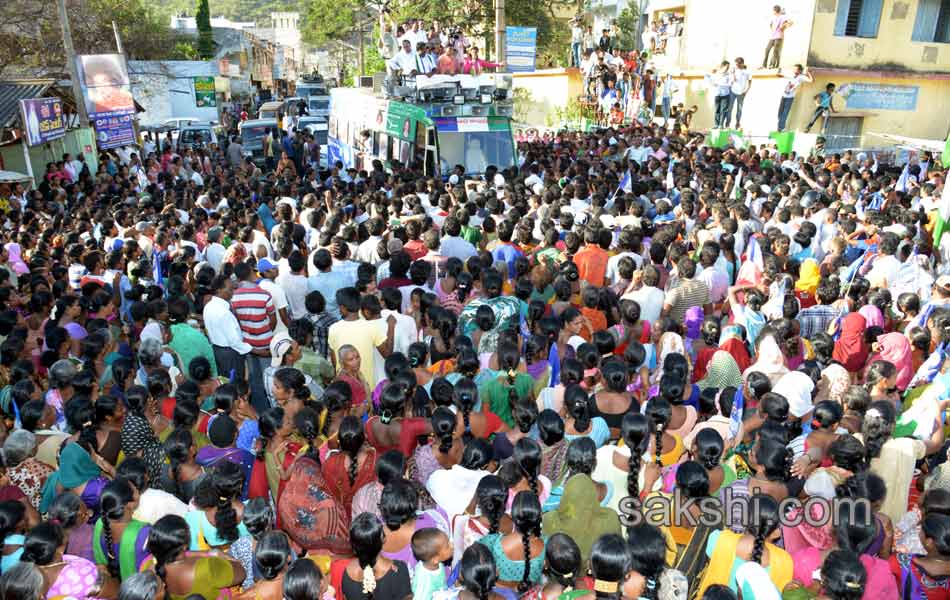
[[231, 261, 277, 412]]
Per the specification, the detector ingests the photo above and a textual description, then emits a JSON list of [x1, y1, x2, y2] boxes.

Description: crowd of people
[[0, 90, 947, 600], [379, 16, 504, 83]]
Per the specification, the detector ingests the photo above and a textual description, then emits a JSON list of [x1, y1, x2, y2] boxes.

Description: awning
[[866, 132, 947, 154], [0, 80, 52, 129]]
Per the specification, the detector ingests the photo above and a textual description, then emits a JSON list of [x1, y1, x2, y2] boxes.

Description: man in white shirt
[[605, 230, 643, 284], [438, 217, 477, 260], [380, 287, 418, 360], [356, 218, 386, 264], [570, 20, 583, 67], [257, 258, 291, 331], [622, 265, 666, 324], [388, 39, 418, 77], [865, 232, 903, 288], [524, 164, 543, 189], [202, 275, 251, 380], [205, 227, 226, 273], [777, 64, 812, 131], [624, 136, 650, 165], [276, 250, 311, 320], [729, 57, 752, 129]]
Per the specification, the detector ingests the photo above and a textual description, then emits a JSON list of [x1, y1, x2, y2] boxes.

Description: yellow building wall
[[673, 71, 950, 144], [809, 0, 948, 72], [512, 68, 585, 126]]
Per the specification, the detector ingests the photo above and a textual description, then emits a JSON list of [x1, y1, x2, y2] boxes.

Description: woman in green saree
[[142, 514, 246, 600]]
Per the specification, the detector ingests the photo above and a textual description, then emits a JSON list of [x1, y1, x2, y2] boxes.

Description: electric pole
[[494, 0, 505, 64], [358, 21, 365, 77], [57, 0, 90, 128], [112, 21, 125, 54]]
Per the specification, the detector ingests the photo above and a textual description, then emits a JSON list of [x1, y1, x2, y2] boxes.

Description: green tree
[[0, 0, 197, 77], [301, 0, 373, 46], [196, 0, 214, 57], [615, 5, 640, 52]]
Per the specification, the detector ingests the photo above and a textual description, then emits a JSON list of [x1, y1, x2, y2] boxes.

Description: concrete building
[[128, 61, 222, 127], [647, 0, 950, 151], [169, 15, 256, 31]]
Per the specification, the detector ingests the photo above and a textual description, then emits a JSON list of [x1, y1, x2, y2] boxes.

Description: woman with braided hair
[[477, 491, 545, 593], [453, 377, 504, 441], [120, 385, 166, 483], [38, 397, 114, 514], [93, 478, 151, 580], [48, 492, 94, 562], [365, 381, 432, 456], [141, 514, 245, 600], [183, 462, 247, 551], [563, 385, 610, 448], [278, 406, 351, 556], [378, 478, 451, 572], [479, 341, 535, 429], [696, 494, 792, 596], [504, 438, 550, 510], [412, 407, 464, 501], [20, 522, 119, 599], [451, 475, 512, 565], [642, 398, 684, 467], [718, 436, 793, 536], [253, 406, 301, 503], [626, 523, 688, 600], [581, 533, 630, 600], [433, 542, 516, 600], [521, 533, 584, 600], [159, 428, 206, 504], [659, 428, 735, 495], [341, 512, 411, 600], [323, 416, 377, 522], [591, 413, 662, 516]]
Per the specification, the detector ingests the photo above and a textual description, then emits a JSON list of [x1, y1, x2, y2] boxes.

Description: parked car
[[238, 118, 280, 166], [176, 123, 218, 151]]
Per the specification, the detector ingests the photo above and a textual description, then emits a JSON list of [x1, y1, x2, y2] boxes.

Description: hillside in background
[[155, 0, 302, 26]]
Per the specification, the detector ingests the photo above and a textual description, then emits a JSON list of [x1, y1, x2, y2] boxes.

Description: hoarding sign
[[75, 54, 136, 149], [505, 26, 537, 73], [19, 98, 66, 146], [92, 112, 136, 149], [194, 76, 217, 107]]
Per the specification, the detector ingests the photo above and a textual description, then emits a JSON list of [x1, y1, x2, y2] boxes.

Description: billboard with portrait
[[75, 54, 136, 148]]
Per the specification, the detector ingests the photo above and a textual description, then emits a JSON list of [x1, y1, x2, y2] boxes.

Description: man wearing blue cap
[[257, 257, 291, 331]]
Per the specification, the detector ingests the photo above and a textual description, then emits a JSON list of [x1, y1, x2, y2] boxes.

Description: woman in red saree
[[320, 416, 377, 523], [277, 406, 351, 557], [334, 345, 371, 417]]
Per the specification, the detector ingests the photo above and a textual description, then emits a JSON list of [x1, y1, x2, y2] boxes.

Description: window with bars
[[833, 0, 884, 38]]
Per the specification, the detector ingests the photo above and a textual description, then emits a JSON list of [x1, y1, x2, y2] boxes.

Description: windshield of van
[[241, 125, 273, 149], [436, 130, 515, 175], [179, 129, 210, 145], [309, 98, 330, 112]]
